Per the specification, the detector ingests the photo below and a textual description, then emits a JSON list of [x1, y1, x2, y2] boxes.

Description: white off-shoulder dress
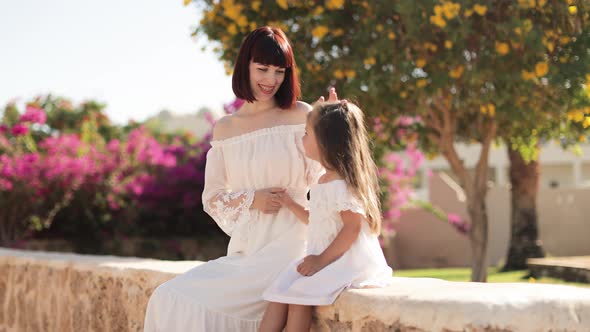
[[143, 124, 323, 332], [263, 179, 393, 306]]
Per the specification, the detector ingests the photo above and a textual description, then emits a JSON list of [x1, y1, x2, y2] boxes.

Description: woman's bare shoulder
[[281, 101, 312, 123], [211, 115, 235, 141]]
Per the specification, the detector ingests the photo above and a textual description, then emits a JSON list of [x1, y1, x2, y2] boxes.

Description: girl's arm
[[297, 210, 363, 276], [278, 192, 309, 224]]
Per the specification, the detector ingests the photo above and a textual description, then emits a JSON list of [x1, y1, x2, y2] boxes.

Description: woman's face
[[249, 61, 286, 102], [302, 111, 321, 162]]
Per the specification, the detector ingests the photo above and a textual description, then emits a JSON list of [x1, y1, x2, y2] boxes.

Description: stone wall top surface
[[2, 248, 590, 332]]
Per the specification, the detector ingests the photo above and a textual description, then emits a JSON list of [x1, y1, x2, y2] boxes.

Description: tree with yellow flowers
[[193, 0, 590, 281]]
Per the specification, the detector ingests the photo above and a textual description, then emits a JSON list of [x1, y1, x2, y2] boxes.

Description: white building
[[417, 142, 590, 199]]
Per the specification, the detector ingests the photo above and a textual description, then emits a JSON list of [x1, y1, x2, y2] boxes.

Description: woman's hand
[[297, 255, 327, 277], [251, 187, 285, 214], [316, 87, 339, 103]]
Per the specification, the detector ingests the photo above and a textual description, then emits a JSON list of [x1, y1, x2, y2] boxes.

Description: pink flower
[[447, 213, 461, 223], [0, 125, 7, 134], [223, 98, 245, 114], [0, 178, 13, 191], [204, 111, 216, 125], [397, 116, 414, 127], [20, 106, 47, 124], [448, 213, 471, 235], [11, 124, 28, 136]]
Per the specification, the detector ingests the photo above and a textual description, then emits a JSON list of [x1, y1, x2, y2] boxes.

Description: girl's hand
[[316, 87, 339, 103], [251, 187, 285, 214], [297, 255, 327, 277], [275, 192, 295, 208]]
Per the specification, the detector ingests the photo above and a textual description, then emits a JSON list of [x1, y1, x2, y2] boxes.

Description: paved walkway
[[528, 256, 590, 283]]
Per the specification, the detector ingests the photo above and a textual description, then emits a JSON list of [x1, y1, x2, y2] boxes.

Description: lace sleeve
[[202, 146, 255, 236], [334, 186, 366, 216]]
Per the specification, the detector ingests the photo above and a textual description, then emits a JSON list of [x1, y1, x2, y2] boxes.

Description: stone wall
[[2, 248, 590, 332]]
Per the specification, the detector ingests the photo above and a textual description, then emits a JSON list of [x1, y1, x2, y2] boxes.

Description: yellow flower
[[364, 57, 376, 66], [334, 69, 345, 79], [518, 0, 535, 8], [333, 28, 344, 37], [251, 1, 261, 11], [586, 74, 590, 83], [514, 27, 522, 35], [345, 70, 356, 79], [567, 110, 585, 122], [464, 9, 473, 17], [449, 65, 464, 79], [416, 58, 427, 68], [488, 104, 496, 117], [442, 1, 461, 20], [579, 135, 587, 143], [559, 36, 571, 45], [312, 25, 329, 39], [227, 24, 238, 35], [223, 2, 243, 21], [535, 62, 549, 77], [480, 104, 495, 117], [313, 6, 324, 15], [416, 79, 428, 88], [376, 24, 384, 32], [569, 5, 578, 15], [522, 70, 535, 81], [546, 41, 555, 52], [424, 42, 438, 52], [434, 5, 444, 16], [400, 91, 408, 98], [307, 63, 321, 73], [388, 32, 396, 40], [473, 4, 487, 16], [236, 15, 248, 28], [183, 0, 191, 6], [495, 42, 510, 55], [276, 0, 288, 10], [584, 117, 590, 129], [445, 40, 453, 49], [326, 0, 344, 10], [430, 15, 447, 28]]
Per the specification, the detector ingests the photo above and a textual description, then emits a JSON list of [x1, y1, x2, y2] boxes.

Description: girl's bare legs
[[285, 304, 313, 332], [259, 302, 288, 332]]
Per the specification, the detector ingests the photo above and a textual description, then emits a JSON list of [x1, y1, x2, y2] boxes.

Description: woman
[[143, 26, 336, 331]]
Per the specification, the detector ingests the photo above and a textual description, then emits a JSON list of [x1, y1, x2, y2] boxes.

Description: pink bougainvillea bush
[[0, 97, 222, 249]]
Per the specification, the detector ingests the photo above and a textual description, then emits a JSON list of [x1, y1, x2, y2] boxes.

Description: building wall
[[387, 173, 590, 269]]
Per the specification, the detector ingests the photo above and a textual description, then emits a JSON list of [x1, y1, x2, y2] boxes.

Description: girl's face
[[302, 111, 322, 162], [249, 61, 286, 102]]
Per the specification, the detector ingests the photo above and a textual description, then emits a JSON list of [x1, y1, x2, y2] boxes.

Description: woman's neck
[[240, 99, 277, 114]]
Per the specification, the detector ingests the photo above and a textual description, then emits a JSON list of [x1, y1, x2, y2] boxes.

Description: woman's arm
[[202, 118, 284, 235], [296, 210, 362, 276]]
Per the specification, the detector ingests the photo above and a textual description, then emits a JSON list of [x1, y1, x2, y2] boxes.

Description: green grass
[[394, 267, 590, 288]]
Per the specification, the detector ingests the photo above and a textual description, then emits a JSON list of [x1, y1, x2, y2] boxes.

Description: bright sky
[[0, 0, 234, 124]]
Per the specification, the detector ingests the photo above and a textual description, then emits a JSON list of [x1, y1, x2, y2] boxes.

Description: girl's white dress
[[263, 179, 393, 305], [143, 124, 323, 332]]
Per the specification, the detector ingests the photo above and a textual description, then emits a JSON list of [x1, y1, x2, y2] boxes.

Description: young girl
[[259, 100, 393, 332]]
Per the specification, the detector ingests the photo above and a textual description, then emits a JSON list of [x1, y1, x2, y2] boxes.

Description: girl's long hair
[[312, 101, 382, 234]]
